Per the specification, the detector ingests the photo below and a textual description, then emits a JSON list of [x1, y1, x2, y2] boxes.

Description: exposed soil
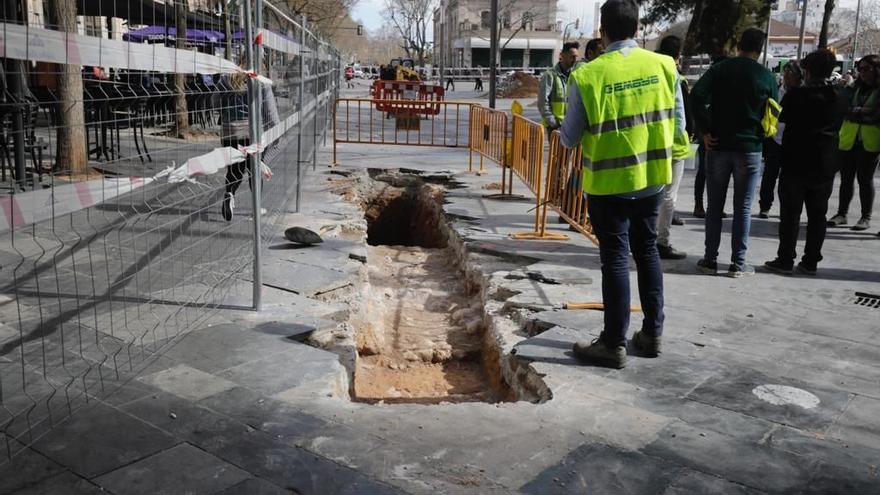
[[498, 72, 539, 98], [352, 184, 511, 403]]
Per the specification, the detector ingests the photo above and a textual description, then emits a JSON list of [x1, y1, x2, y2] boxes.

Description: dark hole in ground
[[365, 189, 447, 248]]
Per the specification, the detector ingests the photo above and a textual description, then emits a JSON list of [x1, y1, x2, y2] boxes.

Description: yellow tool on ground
[[564, 302, 643, 312]]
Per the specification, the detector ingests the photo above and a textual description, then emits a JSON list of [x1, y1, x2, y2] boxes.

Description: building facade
[[773, 0, 825, 35], [433, 0, 562, 68]]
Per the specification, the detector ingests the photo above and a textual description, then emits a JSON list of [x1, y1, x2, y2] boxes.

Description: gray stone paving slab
[[218, 344, 346, 397], [686, 368, 853, 432], [120, 390, 242, 441], [642, 421, 816, 493], [197, 386, 330, 442], [30, 401, 177, 479], [213, 477, 292, 495], [138, 363, 238, 402], [9, 471, 102, 494], [259, 257, 358, 297], [798, 460, 880, 495], [160, 323, 295, 373], [0, 443, 65, 493], [662, 470, 765, 495], [519, 442, 682, 494], [824, 395, 880, 451], [95, 443, 250, 495]]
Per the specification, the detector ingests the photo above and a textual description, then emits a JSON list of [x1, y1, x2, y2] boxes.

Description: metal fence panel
[[0, 0, 339, 462]]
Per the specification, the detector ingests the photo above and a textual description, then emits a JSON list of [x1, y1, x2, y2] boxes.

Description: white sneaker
[[827, 213, 847, 227]]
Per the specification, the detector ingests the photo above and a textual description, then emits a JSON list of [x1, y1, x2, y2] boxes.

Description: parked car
[[345, 66, 354, 79], [354, 68, 364, 78]]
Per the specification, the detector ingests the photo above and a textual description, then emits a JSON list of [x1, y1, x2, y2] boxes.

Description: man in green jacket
[[691, 28, 778, 278]]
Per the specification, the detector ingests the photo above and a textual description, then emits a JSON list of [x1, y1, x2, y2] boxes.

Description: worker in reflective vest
[[538, 41, 580, 130], [828, 54, 880, 232], [559, 0, 685, 369]]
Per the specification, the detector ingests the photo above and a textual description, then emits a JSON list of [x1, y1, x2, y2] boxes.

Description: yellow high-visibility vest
[[570, 47, 677, 195], [839, 87, 880, 152], [541, 66, 568, 128]]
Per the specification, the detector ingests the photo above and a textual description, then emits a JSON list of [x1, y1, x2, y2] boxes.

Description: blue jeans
[[588, 193, 664, 347], [704, 151, 763, 267]]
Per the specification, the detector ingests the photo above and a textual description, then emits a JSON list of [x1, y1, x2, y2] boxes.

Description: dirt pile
[[498, 72, 539, 98]]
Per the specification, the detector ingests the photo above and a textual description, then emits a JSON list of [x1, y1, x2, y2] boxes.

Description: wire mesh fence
[[0, 0, 339, 462]]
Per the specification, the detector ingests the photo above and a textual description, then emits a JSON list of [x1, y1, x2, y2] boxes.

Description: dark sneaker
[[764, 258, 793, 275], [696, 258, 718, 275], [721, 211, 729, 219], [221, 192, 234, 221], [693, 203, 705, 218], [796, 262, 817, 276], [658, 244, 687, 260], [827, 214, 847, 227], [758, 210, 770, 219], [671, 214, 684, 226], [631, 330, 661, 357], [727, 263, 756, 278], [851, 217, 870, 231], [572, 339, 626, 369]]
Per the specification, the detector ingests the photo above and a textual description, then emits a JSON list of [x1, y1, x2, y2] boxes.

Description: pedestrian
[[654, 34, 693, 260], [827, 54, 880, 231], [759, 61, 803, 218], [474, 67, 484, 91], [691, 28, 778, 277], [560, 0, 684, 369], [445, 74, 455, 91], [220, 73, 278, 221], [584, 38, 605, 62], [538, 41, 579, 131], [765, 50, 846, 276], [692, 52, 730, 219]]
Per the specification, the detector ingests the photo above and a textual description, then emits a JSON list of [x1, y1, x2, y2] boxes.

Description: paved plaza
[[1, 85, 879, 494]]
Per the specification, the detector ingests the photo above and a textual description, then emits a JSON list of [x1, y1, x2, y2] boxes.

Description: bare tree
[[47, 0, 87, 174], [382, 0, 435, 65], [271, 0, 359, 34], [173, 0, 190, 138]]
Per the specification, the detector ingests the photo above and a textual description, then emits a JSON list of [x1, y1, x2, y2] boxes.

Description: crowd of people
[[536, 0, 878, 369]]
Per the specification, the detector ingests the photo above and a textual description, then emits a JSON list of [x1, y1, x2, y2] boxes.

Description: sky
[[351, 0, 869, 40], [352, 0, 599, 39]]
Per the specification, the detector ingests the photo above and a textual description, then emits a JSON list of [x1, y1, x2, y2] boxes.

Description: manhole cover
[[853, 292, 880, 309]]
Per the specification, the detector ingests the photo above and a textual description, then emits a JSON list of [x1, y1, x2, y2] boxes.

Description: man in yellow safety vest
[[559, 0, 685, 369], [538, 41, 580, 130]]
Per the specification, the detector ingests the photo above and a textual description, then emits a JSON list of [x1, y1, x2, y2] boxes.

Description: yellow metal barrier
[[333, 98, 472, 166], [543, 130, 599, 246], [509, 115, 569, 241], [468, 105, 507, 176]]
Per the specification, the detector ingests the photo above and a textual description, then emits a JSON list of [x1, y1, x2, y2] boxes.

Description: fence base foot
[[510, 231, 570, 241], [483, 193, 528, 201], [563, 302, 643, 312]]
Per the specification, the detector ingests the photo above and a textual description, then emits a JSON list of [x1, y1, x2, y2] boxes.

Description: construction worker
[[559, 0, 685, 369], [538, 41, 580, 131]]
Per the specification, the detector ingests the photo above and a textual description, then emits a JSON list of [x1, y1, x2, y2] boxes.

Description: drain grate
[[853, 292, 880, 309]]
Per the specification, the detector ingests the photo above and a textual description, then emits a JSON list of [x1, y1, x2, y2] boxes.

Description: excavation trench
[[351, 175, 515, 404]]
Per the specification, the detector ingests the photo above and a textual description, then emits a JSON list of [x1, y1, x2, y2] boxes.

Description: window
[[502, 12, 511, 29], [480, 10, 491, 29]]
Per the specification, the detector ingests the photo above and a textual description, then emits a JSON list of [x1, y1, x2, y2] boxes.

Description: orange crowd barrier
[[333, 98, 471, 165], [543, 130, 599, 246], [509, 115, 568, 241], [468, 105, 507, 177]]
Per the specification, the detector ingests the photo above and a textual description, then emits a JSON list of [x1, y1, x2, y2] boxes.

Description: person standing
[[584, 38, 605, 62], [560, 0, 684, 369], [765, 50, 845, 276], [445, 72, 455, 91], [538, 42, 579, 131], [692, 53, 730, 219], [691, 28, 778, 277], [759, 61, 803, 218], [655, 35, 693, 260], [474, 66, 484, 91], [827, 54, 880, 231]]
